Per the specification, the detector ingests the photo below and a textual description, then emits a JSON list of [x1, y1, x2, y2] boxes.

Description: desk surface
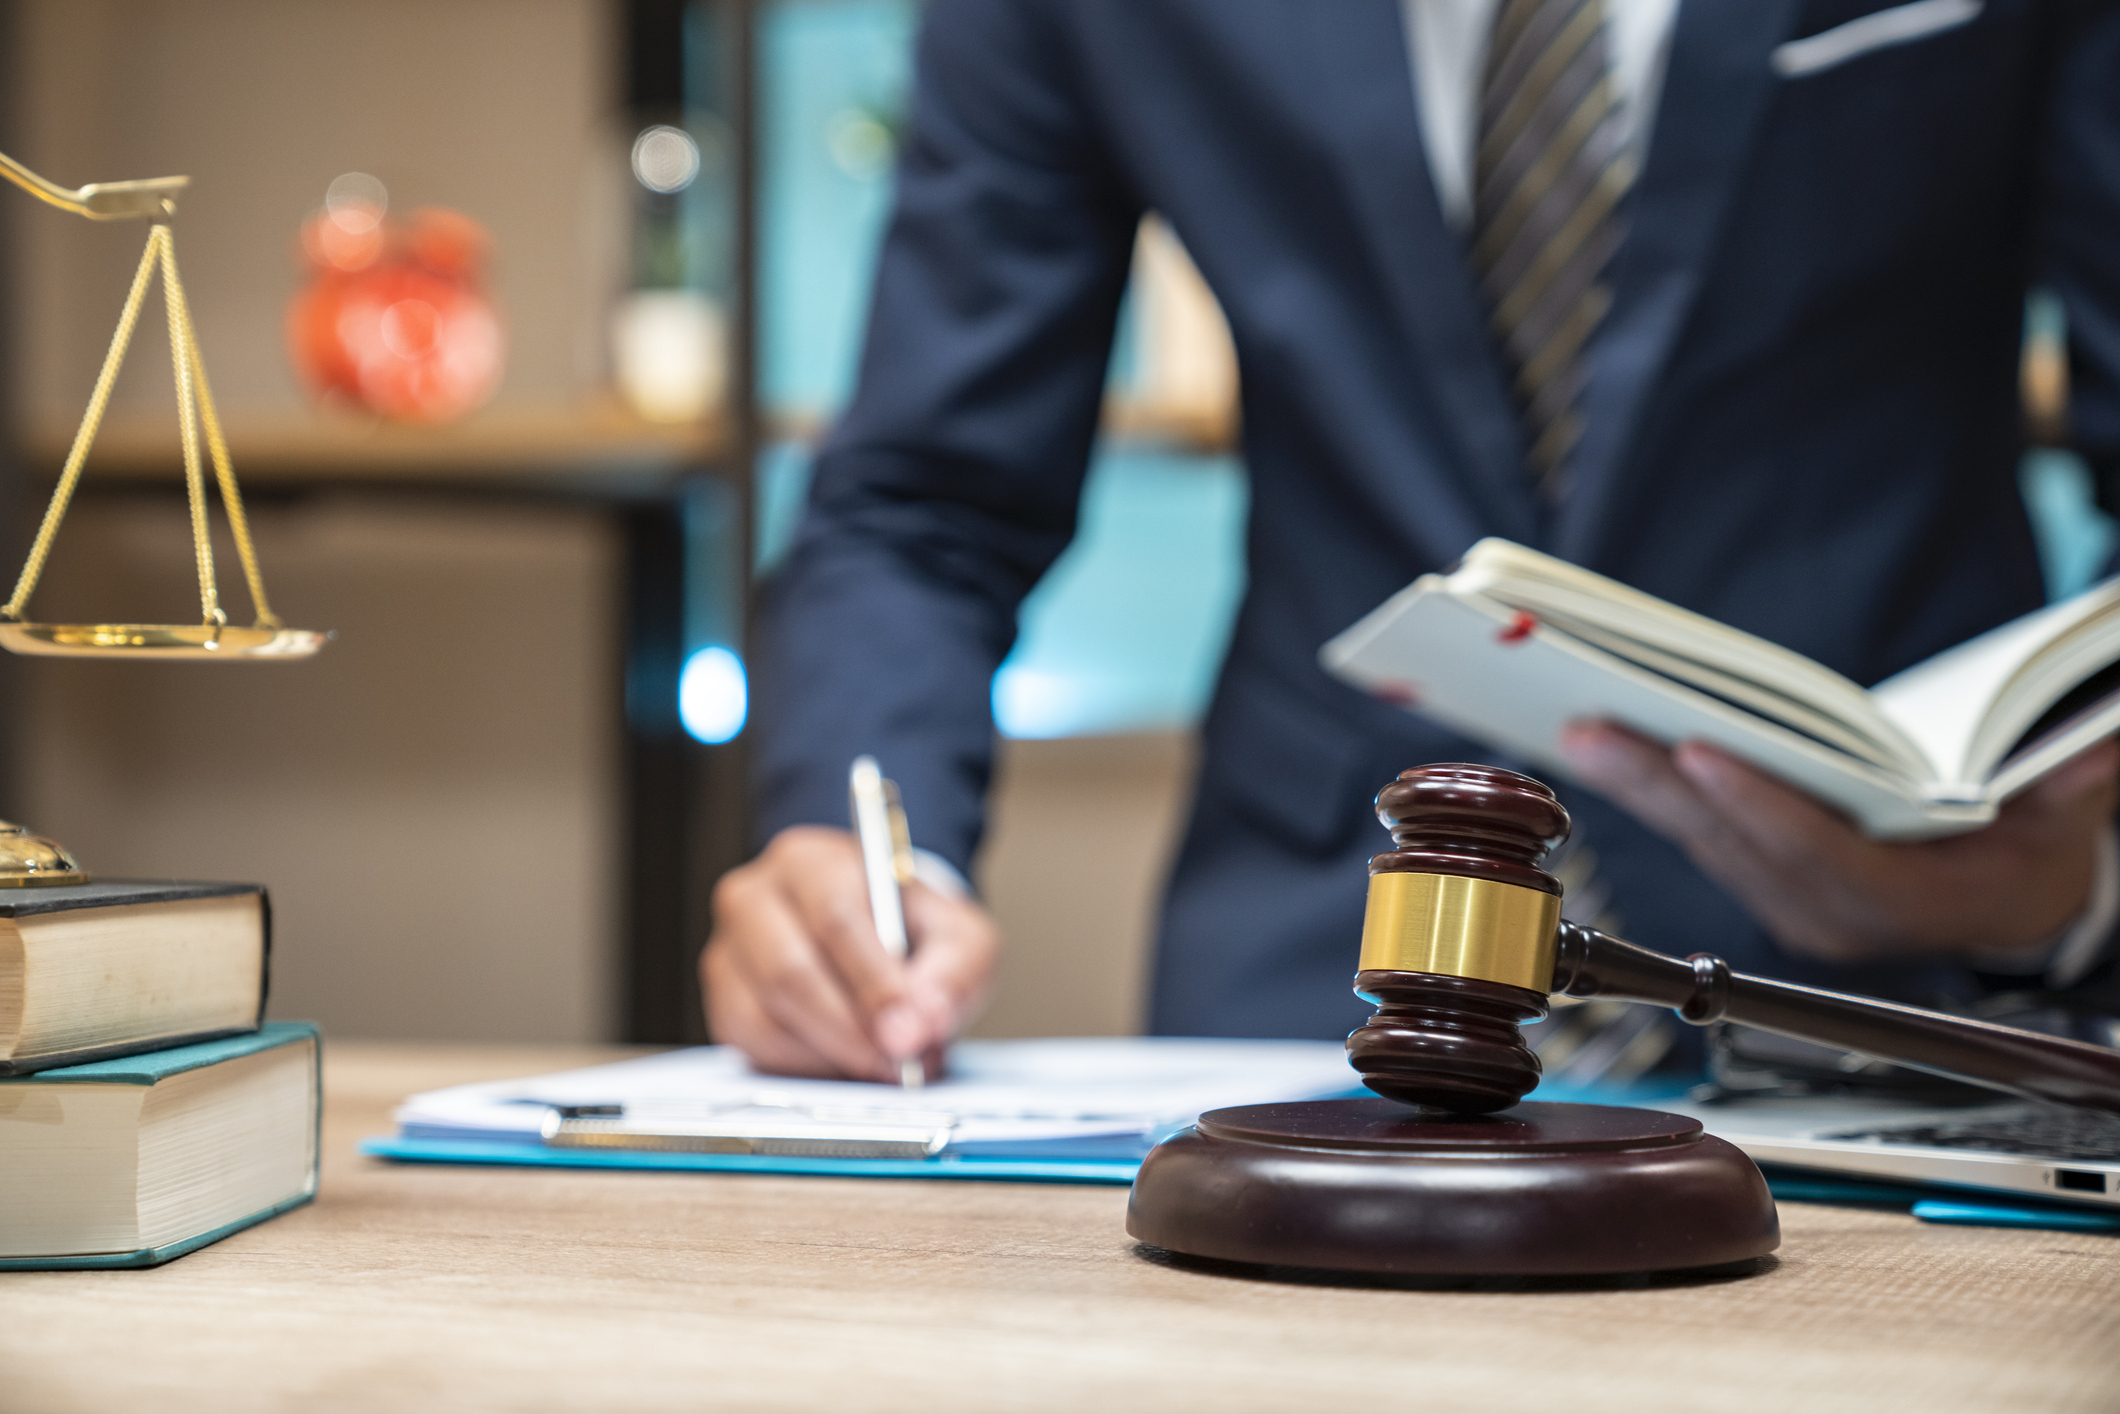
[[2, 1042, 2116, 1413]]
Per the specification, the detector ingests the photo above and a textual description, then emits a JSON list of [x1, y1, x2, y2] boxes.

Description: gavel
[[1349, 763, 2120, 1116]]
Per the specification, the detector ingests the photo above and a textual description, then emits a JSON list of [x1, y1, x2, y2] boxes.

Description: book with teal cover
[[0, 1191, 321, 1271], [0, 1021, 321, 1271], [15, 1020, 312, 1085]]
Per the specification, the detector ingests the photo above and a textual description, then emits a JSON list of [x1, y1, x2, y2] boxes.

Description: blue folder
[[363, 1071, 2119, 1235], [361, 1134, 1142, 1185]]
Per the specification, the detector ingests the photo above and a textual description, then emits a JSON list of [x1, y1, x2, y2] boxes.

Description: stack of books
[[0, 880, 319, 1269]]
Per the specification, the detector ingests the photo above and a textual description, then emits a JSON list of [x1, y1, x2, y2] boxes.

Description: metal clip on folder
[[540, 1103, 957, 1160]]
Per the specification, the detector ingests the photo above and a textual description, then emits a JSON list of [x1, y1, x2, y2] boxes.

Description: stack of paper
[[370, 1037, 1361, 1183]]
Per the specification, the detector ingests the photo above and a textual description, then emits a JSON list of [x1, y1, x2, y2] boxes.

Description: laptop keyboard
[[1824, 1107, 2120, 1163]]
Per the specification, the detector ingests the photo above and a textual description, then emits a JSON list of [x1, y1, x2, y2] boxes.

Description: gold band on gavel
[[1356, 872, 1561, 993]]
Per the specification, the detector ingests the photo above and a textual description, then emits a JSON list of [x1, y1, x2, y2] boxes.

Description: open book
[[1320, 539, 2120, 839]]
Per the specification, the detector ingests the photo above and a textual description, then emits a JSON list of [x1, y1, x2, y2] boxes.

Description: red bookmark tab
[[1497, 611, 1538, 645], [1373, 680, 1423, 708]]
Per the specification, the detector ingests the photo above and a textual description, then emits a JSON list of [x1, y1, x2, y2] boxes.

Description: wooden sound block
[[1127, 1097, 1779, 1276]]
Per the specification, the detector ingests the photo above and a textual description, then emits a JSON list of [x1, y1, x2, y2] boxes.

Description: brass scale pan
[[0, 623, 328, 660]]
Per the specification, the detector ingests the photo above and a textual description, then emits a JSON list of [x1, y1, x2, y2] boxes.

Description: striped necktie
[[1472, 0, 1637, 497]]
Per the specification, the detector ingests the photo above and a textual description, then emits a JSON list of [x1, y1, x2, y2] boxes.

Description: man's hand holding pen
[[703, 825, 1000, 1083]]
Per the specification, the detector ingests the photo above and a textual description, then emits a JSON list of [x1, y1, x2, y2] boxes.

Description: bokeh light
[[827, 109, 894, 179], [679, 646, 748, 744], [325, 171, 389, 232], [631, 125, 701, 195]]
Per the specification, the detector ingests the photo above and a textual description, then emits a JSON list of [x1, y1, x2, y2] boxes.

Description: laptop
[[1538, 1003, 2120, 1210], [1665, 1092, 2120, 1209]]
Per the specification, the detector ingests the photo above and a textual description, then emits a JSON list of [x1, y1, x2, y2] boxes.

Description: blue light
[[991, 451, 1247, 739], [680, 646, 749, 744], [992, 665, 1090, 740]]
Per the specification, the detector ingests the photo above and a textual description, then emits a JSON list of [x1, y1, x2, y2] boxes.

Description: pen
[[850, 755, 924, 1089]]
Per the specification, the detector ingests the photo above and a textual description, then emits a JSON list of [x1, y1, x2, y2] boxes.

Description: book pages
[[1321, 582, 1991, 839], [1872, 580, 2120, 786], [1452, 539, 1910, 757]]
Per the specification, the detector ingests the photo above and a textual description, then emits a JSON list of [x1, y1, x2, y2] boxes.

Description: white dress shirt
[[1401, 0, 1681, 231]]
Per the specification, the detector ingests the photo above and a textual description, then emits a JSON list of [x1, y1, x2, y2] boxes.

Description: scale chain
[[160, 223, 222, 628], [184, 321, 279, 628], [1, 225, 163, 621], [2, 223, 280, 631]]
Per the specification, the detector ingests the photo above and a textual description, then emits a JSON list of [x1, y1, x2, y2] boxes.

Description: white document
[[394, 1038, 1360, 1150]]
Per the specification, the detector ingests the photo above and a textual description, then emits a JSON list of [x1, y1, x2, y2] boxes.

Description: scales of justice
[[0, 151, 326, 888]]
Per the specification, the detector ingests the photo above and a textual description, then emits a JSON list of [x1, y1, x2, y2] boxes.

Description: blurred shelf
[[765, 396, 1237, 457], [24, 394, 1231, 502], [1099, 396, 1237, 456], [23, 400, 729, 490]]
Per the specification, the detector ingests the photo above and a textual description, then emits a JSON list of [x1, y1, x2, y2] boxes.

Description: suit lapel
[[1297, 0, 1539, 549], [1553, 0, 1804, 566]]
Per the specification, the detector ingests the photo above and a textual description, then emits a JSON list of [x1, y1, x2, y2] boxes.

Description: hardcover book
[[0, 879, 268, 1075], [1321, 539, 2120, 839], [0, 1021, 319, 1269]]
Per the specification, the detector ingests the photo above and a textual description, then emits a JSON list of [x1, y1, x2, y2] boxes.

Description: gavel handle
[[1551, 921, 2120, 1115]]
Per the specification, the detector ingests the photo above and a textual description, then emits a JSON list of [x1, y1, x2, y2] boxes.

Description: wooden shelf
[[24, 400, 729, 488], [1099, 395, 1238, 455], [766, 397, 1238, 458], [25, 393, 1235, 493]]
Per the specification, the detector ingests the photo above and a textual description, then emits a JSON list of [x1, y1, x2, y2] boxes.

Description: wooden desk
[[2, 1043, 2116, 1413]]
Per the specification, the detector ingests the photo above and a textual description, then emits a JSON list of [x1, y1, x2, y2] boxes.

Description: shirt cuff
[[910, 847, 971, 901], [1967, 824, 2120, 989]]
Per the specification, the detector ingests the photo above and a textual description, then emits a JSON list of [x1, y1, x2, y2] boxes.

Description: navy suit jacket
[[754, 0, 2120, 1040]]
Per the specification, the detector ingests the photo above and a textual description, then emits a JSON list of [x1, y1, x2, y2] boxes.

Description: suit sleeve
[[2037, 0, 2120, 1010], [2043, 0, 2120, 502], [749, 0, 1142, 873]]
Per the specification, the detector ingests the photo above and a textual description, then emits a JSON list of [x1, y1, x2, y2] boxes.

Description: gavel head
[[1345, 763, 1571, 1114]]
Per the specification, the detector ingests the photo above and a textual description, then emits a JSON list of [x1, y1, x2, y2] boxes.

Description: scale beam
[[0, 150, 187, 221]]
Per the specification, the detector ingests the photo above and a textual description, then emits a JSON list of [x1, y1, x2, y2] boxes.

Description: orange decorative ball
[[288, 204, 504, 424]]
